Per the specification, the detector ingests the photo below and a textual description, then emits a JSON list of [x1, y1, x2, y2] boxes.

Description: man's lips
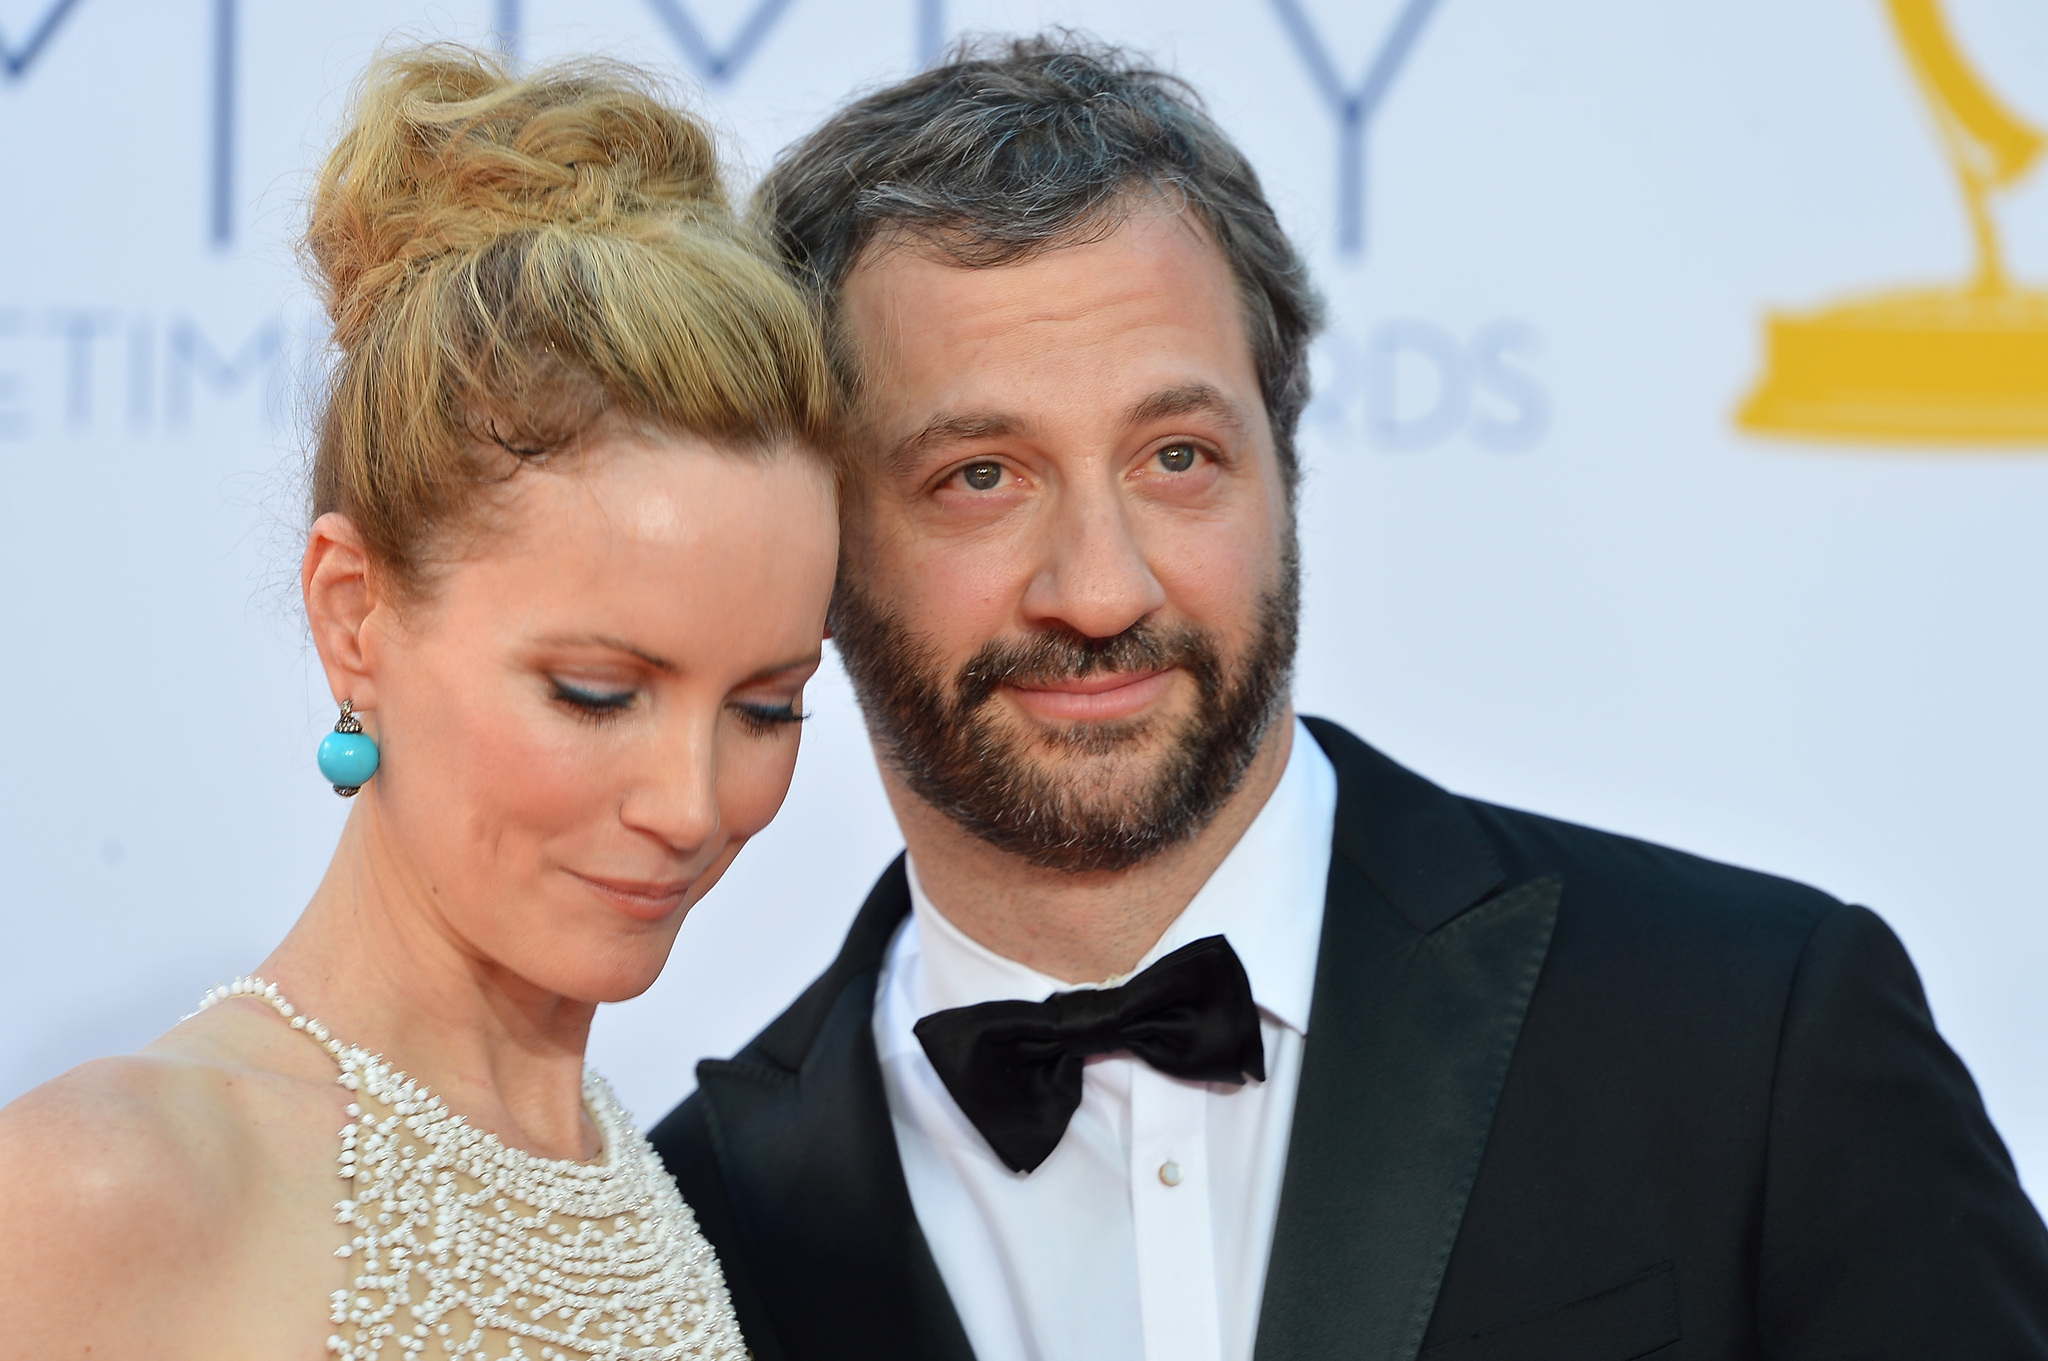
[[568, 871, 694, 922], [1003, 667, 1176, 722]]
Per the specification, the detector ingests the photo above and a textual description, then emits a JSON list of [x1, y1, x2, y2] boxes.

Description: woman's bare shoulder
[[11, 997, 349, 1184], [0, 1053, 257, 1341], [0, 1001, 346, 1346], [0, 1049, 233, 1202]]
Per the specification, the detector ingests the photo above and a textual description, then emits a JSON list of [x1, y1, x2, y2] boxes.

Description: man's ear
[[302, 512, 385, 714]]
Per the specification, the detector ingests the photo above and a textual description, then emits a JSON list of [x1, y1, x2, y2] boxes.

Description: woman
[[0, 45, 837, 1359]]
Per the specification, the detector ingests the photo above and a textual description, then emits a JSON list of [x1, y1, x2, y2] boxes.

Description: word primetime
[[0, 308, 311, 440]]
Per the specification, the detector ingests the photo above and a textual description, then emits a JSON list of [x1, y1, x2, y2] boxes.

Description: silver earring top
[[335, 699, 363, 735]]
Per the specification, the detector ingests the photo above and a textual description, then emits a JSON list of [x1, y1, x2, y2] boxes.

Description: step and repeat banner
[[4, 0, 2046, 1188]]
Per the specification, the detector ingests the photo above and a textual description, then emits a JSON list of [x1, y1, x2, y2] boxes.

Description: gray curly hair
[[754, 33, 1325, 488]]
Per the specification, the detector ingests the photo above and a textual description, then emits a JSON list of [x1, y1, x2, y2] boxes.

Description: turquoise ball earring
[[317, 699, 380, 797]]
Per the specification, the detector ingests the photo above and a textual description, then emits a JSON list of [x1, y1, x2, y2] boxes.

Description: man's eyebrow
[[887, 413, 1021, 474], [536, 634, 678, 673], [1125, 382, 1249, 435]]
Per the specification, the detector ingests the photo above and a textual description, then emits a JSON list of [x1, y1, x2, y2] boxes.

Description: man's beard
[[830, 543, 1300, 874]]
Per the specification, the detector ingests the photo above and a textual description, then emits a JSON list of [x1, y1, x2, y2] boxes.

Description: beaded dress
[[198, 978, 748, 1361]]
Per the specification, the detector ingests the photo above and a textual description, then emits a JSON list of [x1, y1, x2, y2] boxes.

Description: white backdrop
[[4, 0, 2046, 1195]]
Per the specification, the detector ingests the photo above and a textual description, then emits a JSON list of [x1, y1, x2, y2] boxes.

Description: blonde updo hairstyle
[[306, 45, 834, 595]]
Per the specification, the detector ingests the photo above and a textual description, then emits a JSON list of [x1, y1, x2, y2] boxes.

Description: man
[[652, 37, 2048, 1361]]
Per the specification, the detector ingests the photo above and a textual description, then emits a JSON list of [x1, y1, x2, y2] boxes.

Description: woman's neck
[[256, 804, 602, 1161]]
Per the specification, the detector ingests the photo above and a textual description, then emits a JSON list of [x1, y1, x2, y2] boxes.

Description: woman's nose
[[619, 712, 724, 855]]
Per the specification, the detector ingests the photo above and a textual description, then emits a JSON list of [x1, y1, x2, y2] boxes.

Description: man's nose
[[1019, 479, 1167, 640]]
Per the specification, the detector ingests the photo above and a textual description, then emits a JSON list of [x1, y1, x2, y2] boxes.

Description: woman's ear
[[303, 513, 384, 710]]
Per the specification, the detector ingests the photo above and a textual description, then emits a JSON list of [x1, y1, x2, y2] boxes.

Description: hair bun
[[310, 47, 726, 349], [305, 42, 832, 594]]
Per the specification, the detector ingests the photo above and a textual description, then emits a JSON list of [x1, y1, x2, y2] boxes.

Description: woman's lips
[[569, 871, 693, 922], [1003, 667, 1176, 723]]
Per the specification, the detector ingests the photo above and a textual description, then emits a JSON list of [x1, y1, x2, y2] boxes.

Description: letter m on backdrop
[[643, 0, 795, 86], [2, 0, 83, 79], [493, 1, 796, 87]]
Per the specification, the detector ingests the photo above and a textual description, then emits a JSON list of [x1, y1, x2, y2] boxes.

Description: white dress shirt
[[873, 719, 1338, 1361]]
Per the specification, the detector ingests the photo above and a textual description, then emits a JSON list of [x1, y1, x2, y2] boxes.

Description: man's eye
[[959, 461, 1004, 491], [1157, 443, 1199, 473]]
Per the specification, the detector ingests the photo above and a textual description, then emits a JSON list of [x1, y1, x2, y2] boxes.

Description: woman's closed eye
[[731, 700, 808, 735], [551, 678, 638, 719]]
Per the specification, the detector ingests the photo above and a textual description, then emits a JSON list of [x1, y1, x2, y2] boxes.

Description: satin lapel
[[692, 866, 976, 1361], [1255, 722, 1561, 1361]]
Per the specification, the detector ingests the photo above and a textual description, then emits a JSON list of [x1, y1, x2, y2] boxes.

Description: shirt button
[[1158, 1160, 1183, 1187]]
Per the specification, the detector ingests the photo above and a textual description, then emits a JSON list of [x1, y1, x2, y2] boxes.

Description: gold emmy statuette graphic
[[1739, 0, 2048, 444]]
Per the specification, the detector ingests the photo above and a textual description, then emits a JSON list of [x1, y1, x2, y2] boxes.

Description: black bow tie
[[912, 934, 1267, 1174]]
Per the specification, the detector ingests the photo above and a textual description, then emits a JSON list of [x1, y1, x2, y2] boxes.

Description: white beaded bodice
[[199, 978, 746, 1361]]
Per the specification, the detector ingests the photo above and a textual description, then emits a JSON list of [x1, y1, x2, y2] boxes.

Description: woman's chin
[[491, 927, 685, 1008]]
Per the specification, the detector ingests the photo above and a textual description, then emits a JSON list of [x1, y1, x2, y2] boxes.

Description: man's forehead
[[844, 194, 1219, 290], [831, 202, 1270, 484], [840, 209, 1254, 418], [840, 203, 1237, 337]]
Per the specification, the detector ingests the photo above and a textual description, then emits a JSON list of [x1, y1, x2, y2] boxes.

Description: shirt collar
[[904, 717, 1336, 1036]]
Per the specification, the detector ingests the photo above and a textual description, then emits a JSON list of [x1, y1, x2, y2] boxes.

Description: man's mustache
[[956, 623, 1219, 711]]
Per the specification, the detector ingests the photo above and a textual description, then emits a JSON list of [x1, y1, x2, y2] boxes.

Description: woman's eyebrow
[[742, 650, 826, 684], [536, 638, 822, 683], [535, 634, 678, 673]]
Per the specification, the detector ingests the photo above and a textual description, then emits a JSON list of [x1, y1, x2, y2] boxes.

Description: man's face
[[834, 204, 1298, 872]]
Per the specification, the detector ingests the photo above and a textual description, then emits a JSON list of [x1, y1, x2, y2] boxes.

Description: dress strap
[[196, 975, 349, 1067]]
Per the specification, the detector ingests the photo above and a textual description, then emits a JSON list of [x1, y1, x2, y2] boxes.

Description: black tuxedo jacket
[[651, 718, 2048, 1360]]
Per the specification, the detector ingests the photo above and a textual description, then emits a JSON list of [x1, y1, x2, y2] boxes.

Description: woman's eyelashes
[[549, 677, 805, 734], [550, 678, 638, 719], [732, 700, 807, 734]]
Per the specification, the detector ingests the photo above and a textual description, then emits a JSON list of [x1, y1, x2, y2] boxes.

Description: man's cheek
[[1160, 547, 1261, 622], [912, 558, 1020, 633]]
